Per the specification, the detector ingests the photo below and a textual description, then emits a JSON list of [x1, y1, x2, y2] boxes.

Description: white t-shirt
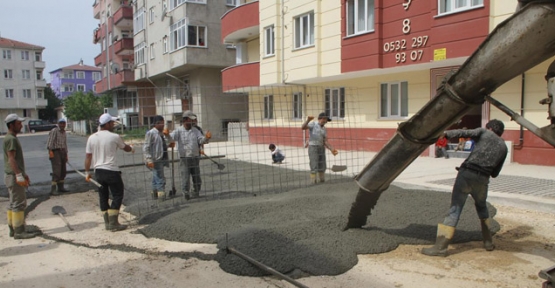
[[85, 130, 126, 171]]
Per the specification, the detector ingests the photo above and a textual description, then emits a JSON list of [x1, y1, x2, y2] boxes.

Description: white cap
[[99, 113, 119, 125], [182, 110, 197, 120], [4, 114, 26, 123]]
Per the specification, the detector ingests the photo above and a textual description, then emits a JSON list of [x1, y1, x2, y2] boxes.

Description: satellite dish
[[161, 7, 167, 21], [111, 63, 120, 74]]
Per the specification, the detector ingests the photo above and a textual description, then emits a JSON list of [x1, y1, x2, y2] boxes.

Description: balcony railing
[[94, 51, 105, 66], [113, 6, 133, 26], [221, 1, 259, 43], [114, 38, 134, 55], [34, 61, 45, 69], [222, 61, 260, 91], [35, 79, 47, 87], [95, 69, 135, 93]]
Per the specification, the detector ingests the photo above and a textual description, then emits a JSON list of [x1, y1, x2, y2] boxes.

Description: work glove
[[332, 149, 338, 156], [307, 116, 314, 121], [200, 149, 205, 155], [205, 131, 212, 139], [16, 173, 28, 187], [146, 161, 154, 169], [49, 150, 54, 159], [163, 128, 170, 136], [168, 142, 175, 148], [130, 145, 135, 153], [85, 172, 92, 182]]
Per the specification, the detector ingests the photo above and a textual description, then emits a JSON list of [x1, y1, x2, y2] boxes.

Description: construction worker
[[422, 119, 507, 257], [301, 112, 338, 183], [3, 114, 39, 239], [143, 115, 174, 200], [47, 118, 69, 195]]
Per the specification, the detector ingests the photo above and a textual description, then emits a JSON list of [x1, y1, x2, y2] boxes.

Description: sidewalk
[[203, 141, 555, 214]]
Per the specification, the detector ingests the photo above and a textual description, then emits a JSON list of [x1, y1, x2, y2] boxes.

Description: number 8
[[402, 19, 411, 34]]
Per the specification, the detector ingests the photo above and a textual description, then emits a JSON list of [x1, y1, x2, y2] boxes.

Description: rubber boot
[[480, 218, 495, 251], [102, 210, 109, 230], [7, 210, 14, 237], [12, 211, 36, 239], [107, 209, 127, 232], [310, 173, 317, 184], [50, 182, 59, 196], [421, 224, 456, 257], [343, 188, 383, 230], [318, 172, 326, 183], [57, 180, 69, 193], [151, 189, 158, 200]]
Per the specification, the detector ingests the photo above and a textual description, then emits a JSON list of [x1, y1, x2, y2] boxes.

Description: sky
[[0, 0, 100, 82]]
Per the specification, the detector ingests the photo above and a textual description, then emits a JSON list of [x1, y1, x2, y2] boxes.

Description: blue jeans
[[443, 169, 490, 227], [151, 161, 166, 191], [272, 153, 285, 163]]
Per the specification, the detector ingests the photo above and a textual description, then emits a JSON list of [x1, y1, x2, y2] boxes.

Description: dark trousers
[[443, 169, 490, 227], [50, 150, 67, 182], [95, 169, 124, 211]]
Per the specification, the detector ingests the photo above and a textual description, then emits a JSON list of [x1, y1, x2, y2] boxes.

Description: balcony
[[35, 79, 47, 87], [113, 5, 133, 27], [222, 62, 260, 92], [95, 70, 135, 93], [35, 98, 48, 108], [93, 27, 103, 44], [93, 0, 102, 19], [34, 61, 45, 69], [221, 1, 259, 43], [114, 38, 134, 55], [95, 51, 105, 66]]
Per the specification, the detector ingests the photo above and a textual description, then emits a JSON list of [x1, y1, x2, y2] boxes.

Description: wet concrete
[[139, 180, 499, 277]]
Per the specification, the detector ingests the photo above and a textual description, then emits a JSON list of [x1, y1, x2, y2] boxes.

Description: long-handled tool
[[52, 205, 73, 231], [169, 147, 177, 197], [203, 153, 225, 170], [329, 165, 347, 172], [67, 161, 102, 188]]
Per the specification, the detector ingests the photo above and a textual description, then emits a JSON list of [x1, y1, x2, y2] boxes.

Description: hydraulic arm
[[344, 1, 555, 229]]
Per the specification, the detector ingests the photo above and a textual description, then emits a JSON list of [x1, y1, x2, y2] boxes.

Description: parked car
[[27, 119, 57, 133]]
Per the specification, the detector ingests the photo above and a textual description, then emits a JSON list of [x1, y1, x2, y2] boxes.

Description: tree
[[39, 86, 63, 122], [63, 91, 104, 133]]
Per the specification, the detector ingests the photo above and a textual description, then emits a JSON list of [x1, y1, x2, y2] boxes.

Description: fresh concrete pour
[[139, 179, 498, 277]]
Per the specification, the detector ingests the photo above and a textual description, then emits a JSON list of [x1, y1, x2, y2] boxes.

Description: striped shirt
[[46, 126, 67, 151]]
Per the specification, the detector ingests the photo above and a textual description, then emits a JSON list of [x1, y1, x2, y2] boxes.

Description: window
[[134, 42, 146, 65], [2, 50, 11, 59], [380, 81, 408, 118], [22, 70, 30, 79], [264, 25, 275, 56], [264, 95, 274, 119], [439, 0, 483, 14], [35, 52, 41, 61], [347, 0, 375, 36], [163, 36, 168, 53], [22, 89, 31, 98], [109, 32, 113, 45], [36, 70, 42, 80], [149, 7, 155, 24], [37, 90, 43, 98], [63, 85, 74, 92], [76, 71, 85, 79], [226, 0, 238, 6], [4, 69, 13, 79], [77, 84, 86, 92], [5, 89, 14, 98], [170, 18, 187, 51], [134, 7, 145, 34], [93, 72, 101, 81], [63, 71, 74, 79], [21, 51, 29, 60], [93, 84, 96, 93], [122, 61, 130, 69], [294, 12, 314, 49], [187, 25, 206, 47], [169, 0, 205, 9], [150, 43, 155, 59], [122, 30, 131, 38], [293, 92, 303, 119], [325, 88, 345, 119]]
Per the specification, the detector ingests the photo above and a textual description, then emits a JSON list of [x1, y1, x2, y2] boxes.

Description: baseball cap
[[4, 113, 26, 123], [99, 113, 119, 125], [58, 118, 67, 123], [318, 112, 331, 121], [182, 110, 197, 120]]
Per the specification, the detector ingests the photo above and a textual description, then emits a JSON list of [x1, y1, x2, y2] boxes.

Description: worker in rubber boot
[[47, 118, 69, 195], [84, 113, 135, 232], [301, 112, 338, 184], [3, 114, 39, 239], [422, 119, 507, 257], [143, 115, 174, 201]]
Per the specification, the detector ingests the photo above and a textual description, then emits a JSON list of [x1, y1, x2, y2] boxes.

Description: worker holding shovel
[[143, 115, 174, 201], [301, 112, 338, 184]]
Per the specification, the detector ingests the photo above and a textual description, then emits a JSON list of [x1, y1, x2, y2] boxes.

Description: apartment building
[[0, 37, 47, 134], [131, 0, 246, 136], [49, 60, 102, 99], [221, 0, 555, 166]]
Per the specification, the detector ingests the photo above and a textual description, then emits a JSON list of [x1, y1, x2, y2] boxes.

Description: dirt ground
[[0, 189, 553, 288]]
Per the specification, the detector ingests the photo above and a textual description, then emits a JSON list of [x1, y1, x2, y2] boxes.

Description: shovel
[[329, 165, 347, 172], [203, 153, 225, 170], [52, 205, 73, 231], [67, 161, 102, 188]]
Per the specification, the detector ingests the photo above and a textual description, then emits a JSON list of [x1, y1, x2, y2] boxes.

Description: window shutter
[[340, 87, 345, 118], [325, 88, 330, 116]]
